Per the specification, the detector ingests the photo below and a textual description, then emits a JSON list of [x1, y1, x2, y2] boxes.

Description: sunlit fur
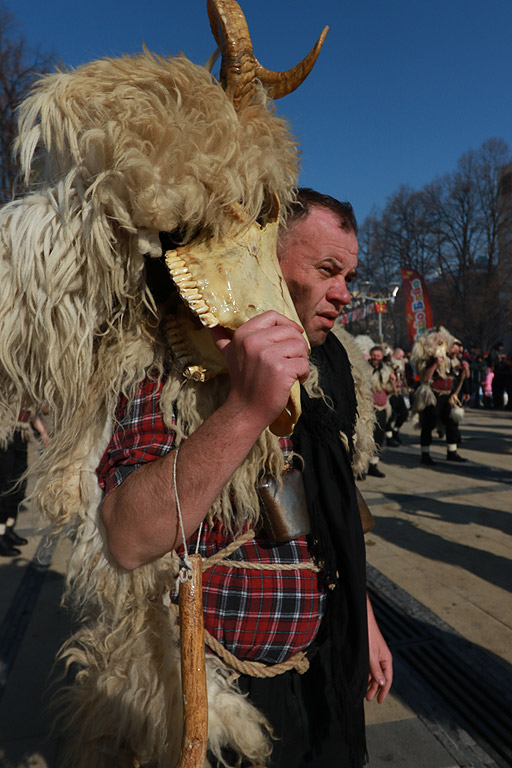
[[0, 50, 299, 444], [0, 49, 299, 767], [0, 50, 370, 768], [331, 326, 377, 475], [410, 326, 458, 414], [410, 326, 457, 380]]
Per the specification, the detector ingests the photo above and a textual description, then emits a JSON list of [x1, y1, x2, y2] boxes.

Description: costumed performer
[[411, 327, 467, 465], [365, 346, 396, 479], [0, 1, 391, 766], [387, 347, 410, 445], [99, 187, 392, 768]]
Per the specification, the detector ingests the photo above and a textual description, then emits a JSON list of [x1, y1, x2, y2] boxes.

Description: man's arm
[[101, 311, 309, 570], [421, 356, 442, 384], [366, 594, 393, 703]]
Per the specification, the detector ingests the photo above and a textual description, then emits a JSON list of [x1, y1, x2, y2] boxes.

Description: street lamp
[[359, 282, 400, 343]]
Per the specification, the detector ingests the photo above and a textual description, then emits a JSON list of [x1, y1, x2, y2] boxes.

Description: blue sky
[[10, 0, 512, 225]]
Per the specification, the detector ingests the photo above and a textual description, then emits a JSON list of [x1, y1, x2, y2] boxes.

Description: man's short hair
[[286, 187, 358, 235], [370, 346, 383, 355]]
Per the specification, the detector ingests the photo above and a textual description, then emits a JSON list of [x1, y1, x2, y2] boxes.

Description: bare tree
[[427, 140, 512, 351], [0, 3, 55, 203], [356, 139, 512, 351]]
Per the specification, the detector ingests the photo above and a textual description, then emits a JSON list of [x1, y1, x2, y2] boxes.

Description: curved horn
[[207, 0, 256, 108], [207, 0, 328, 109], [254, 26, 329, 100]]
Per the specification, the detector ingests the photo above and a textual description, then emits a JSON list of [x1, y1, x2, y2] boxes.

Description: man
[[470, 354, 486, 408], [0, 7, 389, 763], [492, 351, 508, 409], [388, 347, 410, 442], [100, 189, 392, 767], [411, 328, 467, 465], [365, 345, 395, 478]]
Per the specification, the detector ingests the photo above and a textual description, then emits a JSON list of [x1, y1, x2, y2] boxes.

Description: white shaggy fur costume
[[410, 327, 460, 414], [0, 31, 375, 768]]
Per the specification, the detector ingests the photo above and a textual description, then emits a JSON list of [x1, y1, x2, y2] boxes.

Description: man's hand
[[421, 356, 442, 384], [366, 595, 393, 704], [211, 311, 310, 433], [102, 311, 310, 570], [449, 393, 462, 408]]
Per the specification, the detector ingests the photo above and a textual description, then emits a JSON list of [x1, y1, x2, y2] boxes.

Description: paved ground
[[362, 407, 512, 767], [0, 407, 511, 767]]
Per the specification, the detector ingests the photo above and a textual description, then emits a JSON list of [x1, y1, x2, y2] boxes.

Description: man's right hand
[[102, 311, 310, 570], [211, 311, 310, 433]]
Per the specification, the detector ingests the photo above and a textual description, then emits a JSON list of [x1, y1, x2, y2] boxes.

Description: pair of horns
[[207, 0, 328, 109]]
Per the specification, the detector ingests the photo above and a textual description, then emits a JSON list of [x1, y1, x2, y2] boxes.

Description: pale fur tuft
[[412, 383, 437, 414], [331, 326, 376, 475], [353, 334, 375, 358], [0, 51, 299, 447], [0, 49, 301, 766], [450, 405, 465, 424], [0, 45, 391, 768], [410, 327, 457, 378], [206, 661, 273, 768]]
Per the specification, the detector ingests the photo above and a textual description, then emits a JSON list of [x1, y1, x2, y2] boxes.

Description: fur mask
[[0, 0, 327, 443]]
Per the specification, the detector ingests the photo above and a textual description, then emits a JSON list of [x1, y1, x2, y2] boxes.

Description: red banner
[[401, 268, 433, 347], [374, 301, 386, 314]]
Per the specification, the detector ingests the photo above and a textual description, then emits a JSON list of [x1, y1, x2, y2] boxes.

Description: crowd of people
[[352, 333, 511, 479], [468, 342, 512, 410]]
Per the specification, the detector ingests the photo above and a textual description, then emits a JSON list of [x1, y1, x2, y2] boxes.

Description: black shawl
[[292, 332, 368, 765]]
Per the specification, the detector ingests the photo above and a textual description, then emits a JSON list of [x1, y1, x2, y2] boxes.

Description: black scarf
[[292, 332, 368, 765]]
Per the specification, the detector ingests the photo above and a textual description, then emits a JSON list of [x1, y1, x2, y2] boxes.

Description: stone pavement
[[0, 407, 511, 767], [362, 407, 512, 767]]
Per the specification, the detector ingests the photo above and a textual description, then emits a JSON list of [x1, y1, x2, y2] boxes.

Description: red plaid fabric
[[96, 377, 326, 664], [432, 375, 454, 393]]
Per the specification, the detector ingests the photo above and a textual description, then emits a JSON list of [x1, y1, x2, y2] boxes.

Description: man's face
[[370, 348, 384, 368], [447, 343, 461, 359], [278, 206, 358, 346]]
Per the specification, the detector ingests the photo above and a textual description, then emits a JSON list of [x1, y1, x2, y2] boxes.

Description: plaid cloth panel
[[96, 378, 326, 664], [432, 375, 454, 393]]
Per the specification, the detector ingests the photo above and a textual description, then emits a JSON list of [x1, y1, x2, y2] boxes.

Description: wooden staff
[[356, 486, 375, 534], [449, 365, 467, 407], [177, 554, 208, 768]]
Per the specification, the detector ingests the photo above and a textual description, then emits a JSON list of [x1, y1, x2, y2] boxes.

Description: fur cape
[[353, 334, 375, 358], [0, 51, 374, 768], [0, 50, 300, 767], [410, 327, 460, 415], [410, 326, 457, 379], [331, 325, 376, 476]]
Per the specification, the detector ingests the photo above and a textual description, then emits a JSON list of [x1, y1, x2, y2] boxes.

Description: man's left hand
[[366, 595, 393, 703]]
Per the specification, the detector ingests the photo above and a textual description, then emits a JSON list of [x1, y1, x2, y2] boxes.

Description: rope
[[170, 527, 319, 678], [203, 628, 310, 677], [173, 445, 192, 582], [212, 559, 320, 572], [169, 602, 311, 678], [201, 528, 256, 569], [200, 527, 319, 572], [202, 528, 316, 675]]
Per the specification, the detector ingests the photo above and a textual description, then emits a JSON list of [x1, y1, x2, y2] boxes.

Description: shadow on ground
[[369, 569, 512, 768]]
